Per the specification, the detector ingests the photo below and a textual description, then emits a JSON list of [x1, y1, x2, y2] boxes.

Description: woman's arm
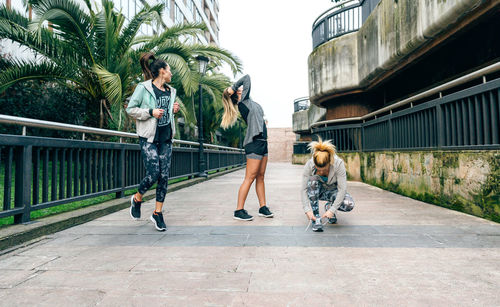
[[126, 85, 152, 120], [232, 74, 251, 101], [329, 160, 347, 212]]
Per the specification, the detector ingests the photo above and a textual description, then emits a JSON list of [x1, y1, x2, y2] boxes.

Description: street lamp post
[[196, 55, 209, 177]]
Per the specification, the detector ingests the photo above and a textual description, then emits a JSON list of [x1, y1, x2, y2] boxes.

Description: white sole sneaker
[[130, 195, 139, 220], [150, 215, 166, 231], [258, 213, 274, 218], [233, 216, 254, 221]]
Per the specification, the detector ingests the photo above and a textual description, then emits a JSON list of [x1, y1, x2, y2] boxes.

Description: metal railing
[[293, 97, 310, 112], [312, 76, 500, 152], [312, 0, 381, 49], [0, 116, 245, 224], [312, 0, 363, 49]]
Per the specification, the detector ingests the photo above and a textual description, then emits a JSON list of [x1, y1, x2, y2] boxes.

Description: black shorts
[[244, 139, 268, 160]]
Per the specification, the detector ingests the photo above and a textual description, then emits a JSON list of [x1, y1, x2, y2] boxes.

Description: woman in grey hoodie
[[125, 52, 179, 231], [302, 138, 355, 232], [221, 75, 274, 221]]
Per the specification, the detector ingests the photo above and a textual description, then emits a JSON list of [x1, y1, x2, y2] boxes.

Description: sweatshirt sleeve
[[301, 160, 313, 213], [232, 74, 251, 101], [126, 84, 152, 120], [330, 159, 347, 212]]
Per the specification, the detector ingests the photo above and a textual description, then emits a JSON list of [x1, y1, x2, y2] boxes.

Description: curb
[[0, 165, 245, 252]]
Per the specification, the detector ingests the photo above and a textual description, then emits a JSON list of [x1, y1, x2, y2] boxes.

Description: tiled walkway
[[0, 163, 499, 306]]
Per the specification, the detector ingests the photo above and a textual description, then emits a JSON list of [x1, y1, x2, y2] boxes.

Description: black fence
[[0, 134, 245, 224], [311, 77, 500, 152], [294, 97, 310, 112]]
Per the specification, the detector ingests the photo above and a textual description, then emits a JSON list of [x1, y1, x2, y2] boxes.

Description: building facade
[[293, 0, 500, 221], [115, 0, 220, 45]]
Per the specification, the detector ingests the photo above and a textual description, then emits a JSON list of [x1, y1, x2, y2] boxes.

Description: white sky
[[218, 0, 333, 128]]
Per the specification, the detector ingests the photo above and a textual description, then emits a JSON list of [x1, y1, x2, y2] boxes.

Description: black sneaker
[[312, 217, 323, 232], [130, 195, 142, 220], [258, 206, 274, 218], [233, 209, 253, 221], [324, 203, 337, 224], [150, 211, 167, 231]]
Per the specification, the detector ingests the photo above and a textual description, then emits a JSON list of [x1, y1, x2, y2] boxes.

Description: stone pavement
[[0, 163, 499, 306]]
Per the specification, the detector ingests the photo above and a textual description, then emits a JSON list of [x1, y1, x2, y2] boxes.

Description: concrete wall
[[267, 128, 295, 162], [292, 104, 326, 133], [308, 0, 490, 105], [293, 150, 500, 222]]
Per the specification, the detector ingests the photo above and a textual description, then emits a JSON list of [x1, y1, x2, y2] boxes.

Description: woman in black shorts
[[221, 75, 273, 221]]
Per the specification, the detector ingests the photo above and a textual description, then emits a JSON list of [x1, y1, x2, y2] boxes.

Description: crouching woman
[[301, 139, 355, 232]]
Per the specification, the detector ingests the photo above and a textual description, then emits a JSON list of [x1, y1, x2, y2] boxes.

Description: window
[[164, 0, 170, 18], [195, 8, 202, 23], [187, 0, 194, 14], [175, 4, 184, 24]]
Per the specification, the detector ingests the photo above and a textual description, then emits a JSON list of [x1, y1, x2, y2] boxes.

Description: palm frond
[[0, 59, 84, 93], [117, 3, 164, 55], [29, 0, 95, 64], [191, 44, 243, 75], [92, 64, 123, 107], [138, 23, 206, 53]]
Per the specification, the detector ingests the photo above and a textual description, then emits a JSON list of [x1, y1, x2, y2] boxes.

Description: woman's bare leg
[[236, 158, 261, 210], [255, 156, 268, 207]]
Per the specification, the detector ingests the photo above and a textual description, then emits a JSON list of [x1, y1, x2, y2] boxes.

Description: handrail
[[0, 114, 243, 152], [312, 0, 360, 28], [310, 61, 500, 129]]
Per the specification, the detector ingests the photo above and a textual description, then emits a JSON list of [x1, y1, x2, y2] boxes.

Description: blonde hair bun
[[308, 138, 336, 167]]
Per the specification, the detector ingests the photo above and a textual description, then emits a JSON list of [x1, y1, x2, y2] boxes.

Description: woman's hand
[[173, 102, 180, 113], [322, 210, 334, 219], [306, 211, 315, 221], [152, 108, 165, 119]]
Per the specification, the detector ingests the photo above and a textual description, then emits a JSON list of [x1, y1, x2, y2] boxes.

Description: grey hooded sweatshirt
[[231, 75, 266, 147]]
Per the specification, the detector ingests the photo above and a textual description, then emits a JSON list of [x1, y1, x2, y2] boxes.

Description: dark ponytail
[[139, 52, 168, 81]]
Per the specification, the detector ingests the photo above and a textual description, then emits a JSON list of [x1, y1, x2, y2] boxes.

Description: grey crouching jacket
[[126, 80, 176, 143], [301, 156, 347, 213]]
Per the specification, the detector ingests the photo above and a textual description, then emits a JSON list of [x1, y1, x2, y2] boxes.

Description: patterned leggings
[[307, 175, 355, 218], [138, 138, 172, 203]]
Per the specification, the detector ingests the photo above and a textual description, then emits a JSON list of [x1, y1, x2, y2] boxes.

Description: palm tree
[[0, 0, 242, 133]]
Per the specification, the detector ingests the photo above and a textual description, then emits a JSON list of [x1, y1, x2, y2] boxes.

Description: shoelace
[[304, 217, 328, 232]]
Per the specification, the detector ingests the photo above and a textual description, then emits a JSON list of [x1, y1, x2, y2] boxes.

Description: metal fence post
[[116, 148, 125, 198], [14, 145, 32, 224], [436, 104, 444, 148]]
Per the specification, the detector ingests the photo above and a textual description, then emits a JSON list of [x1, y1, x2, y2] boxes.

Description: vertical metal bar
[[116, 148, 125, 198], [14, 145, 32, 224], [468, 97, 476, 145], [74, 149, 79, 197], [450, 103, 457, 147], [482, 93, 491, 145], [86, 149, 91, 194], [66, 149, 72, 198], [114, 150, 118, 189], [42, 148, 49, 203], [59, 149, 65, 200], [491, 90, 499, 144], [81, 149, 86, 195], [456, 101, 463, 146], [33, 148, 40, 205], [92, 149, 97, 193], [51, 149, 57, 201], [461, 99, 468, 146], [105, 149, 110, 190], [475, 96, 483, 145], [98, 149, 103, 192], [3, 147, 13, 211]]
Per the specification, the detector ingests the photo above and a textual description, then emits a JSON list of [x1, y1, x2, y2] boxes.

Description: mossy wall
[[292, 151, 500, 222]]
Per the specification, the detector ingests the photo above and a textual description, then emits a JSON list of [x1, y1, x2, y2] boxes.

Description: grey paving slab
[[0, 162, 499, 306]]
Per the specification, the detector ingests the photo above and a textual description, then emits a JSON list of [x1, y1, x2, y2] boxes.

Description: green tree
[[0, 0, 242, 137]]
